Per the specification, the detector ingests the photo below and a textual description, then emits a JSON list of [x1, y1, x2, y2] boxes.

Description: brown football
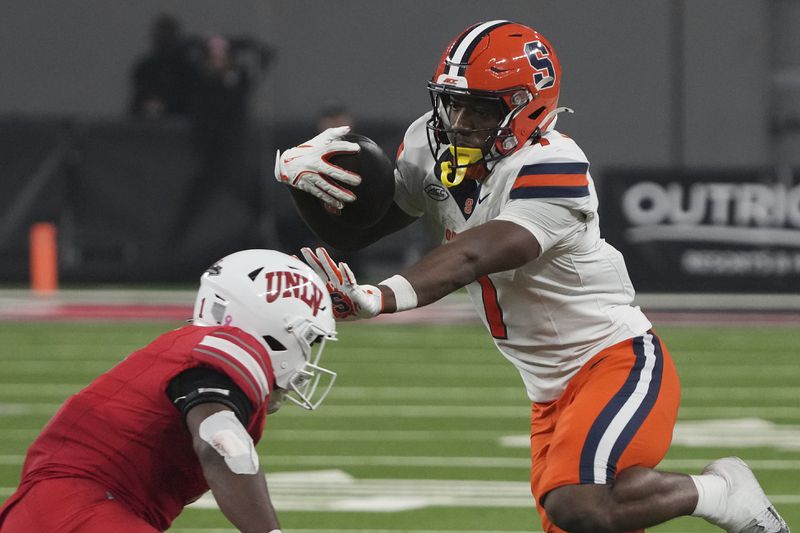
[[288, 133, 395, 234]]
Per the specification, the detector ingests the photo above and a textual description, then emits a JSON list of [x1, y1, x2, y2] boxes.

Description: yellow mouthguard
[[440, 146, 484, 188]]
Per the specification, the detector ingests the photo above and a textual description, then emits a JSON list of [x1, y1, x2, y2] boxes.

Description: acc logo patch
[[425, 183, 450, 202]]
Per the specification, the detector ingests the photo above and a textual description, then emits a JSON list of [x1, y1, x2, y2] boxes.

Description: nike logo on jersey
[[478, 193, 491, 204]]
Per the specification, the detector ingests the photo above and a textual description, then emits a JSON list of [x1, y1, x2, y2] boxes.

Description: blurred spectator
[[129, 14, 194, 119], [316, 100, 355, 132], [169, 34, 273, 249], [188, 34, 251, 180]]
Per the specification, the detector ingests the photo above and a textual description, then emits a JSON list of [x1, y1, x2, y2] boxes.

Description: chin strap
[[440, 146, 484, 188], [437, 107, 574, 188], [539, 106, 574, 133]]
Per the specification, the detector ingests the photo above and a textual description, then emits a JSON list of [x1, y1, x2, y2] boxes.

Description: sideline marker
[[29, 222, 58, 294]]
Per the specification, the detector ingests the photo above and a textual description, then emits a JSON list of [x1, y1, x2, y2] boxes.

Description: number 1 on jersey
[[477, 275, 508, 339]]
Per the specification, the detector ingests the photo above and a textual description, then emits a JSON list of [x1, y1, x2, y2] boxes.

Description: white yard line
[[4, 360, 800, 380], [3, 288, 800, 310], [3, 402, 800, 420], [2, 384, 798, 401], [171, 530, 541, 533], [2, 455, 800, 470], [0, 428, 515, 442], [5, 418, 800, 447]]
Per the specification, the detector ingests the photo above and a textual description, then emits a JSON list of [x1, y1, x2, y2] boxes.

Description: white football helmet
[[192, 249, 337, 410]]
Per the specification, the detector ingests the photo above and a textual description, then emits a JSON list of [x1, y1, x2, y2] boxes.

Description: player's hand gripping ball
[[276, 127, 395, 230]]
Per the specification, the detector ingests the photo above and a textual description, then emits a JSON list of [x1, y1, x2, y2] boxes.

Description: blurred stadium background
[[1, 1, 798, 531]]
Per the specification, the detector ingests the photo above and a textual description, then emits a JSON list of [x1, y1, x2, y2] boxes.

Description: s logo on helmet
[[524, 40, 556, 90]]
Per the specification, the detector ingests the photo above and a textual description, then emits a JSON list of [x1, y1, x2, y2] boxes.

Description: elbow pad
[[198, 410, 259, 474]]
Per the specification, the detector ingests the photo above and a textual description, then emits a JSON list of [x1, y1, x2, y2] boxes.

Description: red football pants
[[530, 331, 681, 533], [0, 478, 158, 532]]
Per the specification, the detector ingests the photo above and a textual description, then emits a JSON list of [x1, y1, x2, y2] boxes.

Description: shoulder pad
[[510, 134, 590, 200], [397, 113, 435, 170]]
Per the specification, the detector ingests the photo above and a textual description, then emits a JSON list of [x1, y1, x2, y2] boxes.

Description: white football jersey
[[395, 113, 652, 402]]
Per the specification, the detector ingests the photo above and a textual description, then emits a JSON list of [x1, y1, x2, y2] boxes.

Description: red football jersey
[[16, 325, 275, 531]]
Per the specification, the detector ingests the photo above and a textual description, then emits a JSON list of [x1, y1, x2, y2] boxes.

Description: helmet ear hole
[[528, 106, 545, 121], [310, 334, 324, 346], [263, 335, 287, 352]]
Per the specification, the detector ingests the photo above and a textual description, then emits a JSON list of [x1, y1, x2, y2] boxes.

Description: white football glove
[[300, 247, 383, 321], [274, 126, 361, 210]]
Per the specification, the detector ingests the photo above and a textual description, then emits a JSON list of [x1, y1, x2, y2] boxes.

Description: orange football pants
[[530, 331, 680, 533]]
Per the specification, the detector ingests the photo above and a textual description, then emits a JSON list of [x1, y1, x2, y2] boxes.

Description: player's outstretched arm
[[186, 402, 281, 533], [302, 220, 540, 318], [383, 219, 541, 310]]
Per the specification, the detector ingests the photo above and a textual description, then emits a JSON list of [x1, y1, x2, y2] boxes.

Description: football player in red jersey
[[0, 250, 337, 533], [275, 20, 790, 533]]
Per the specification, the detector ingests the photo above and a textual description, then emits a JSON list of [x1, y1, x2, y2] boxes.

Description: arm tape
[[380, 274, 418, 311], [198, 410, 260, 475]]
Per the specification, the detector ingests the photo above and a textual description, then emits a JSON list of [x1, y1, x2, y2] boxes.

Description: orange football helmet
[[427, 20, 565, 167]]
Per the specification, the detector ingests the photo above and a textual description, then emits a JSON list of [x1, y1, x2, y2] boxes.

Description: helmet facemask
[[426, 83, 533, 187], [280, 316, 337, 410]]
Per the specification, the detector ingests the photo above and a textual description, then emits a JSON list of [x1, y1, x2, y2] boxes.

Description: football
[[288, 133, 395, 236]]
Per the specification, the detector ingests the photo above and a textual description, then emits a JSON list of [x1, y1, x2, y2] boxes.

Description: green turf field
[[0, 321, 797, 532]]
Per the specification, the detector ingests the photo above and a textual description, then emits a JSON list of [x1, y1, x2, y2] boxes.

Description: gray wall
[[0, 0, 790, 168]]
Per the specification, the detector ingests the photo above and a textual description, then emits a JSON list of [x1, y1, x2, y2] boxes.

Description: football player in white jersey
[[275, 20, 789, 533]]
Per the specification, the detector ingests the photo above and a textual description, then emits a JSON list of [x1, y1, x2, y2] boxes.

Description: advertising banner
[[598, 168, 800, 292]]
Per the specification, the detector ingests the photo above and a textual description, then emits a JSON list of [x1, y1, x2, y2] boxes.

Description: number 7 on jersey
[[477, 275, 508, 339]]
